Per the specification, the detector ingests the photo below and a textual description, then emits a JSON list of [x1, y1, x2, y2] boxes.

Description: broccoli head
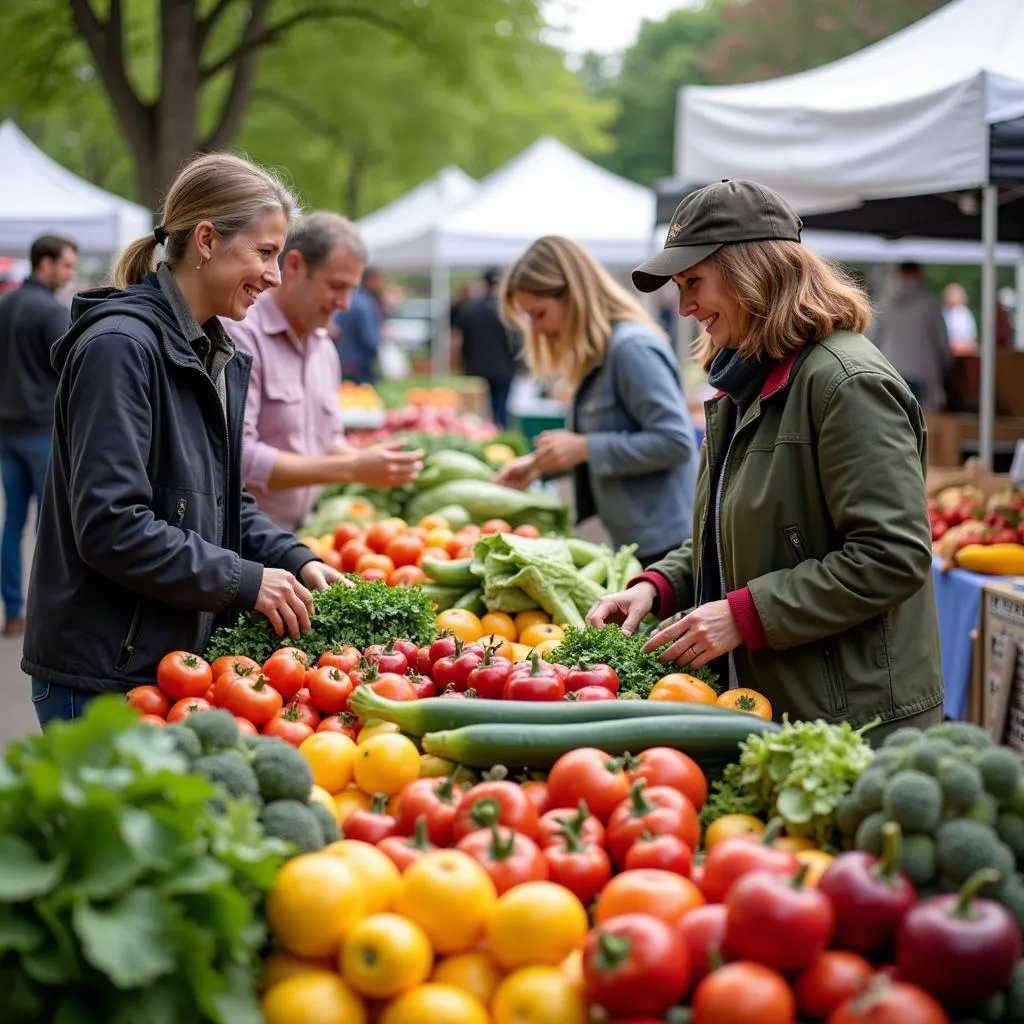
[[183, 708, 241, 754], [308, 801, 342, 844], [193, 750, 261, 805], [251, 737, 314, 804], [977, 747, 1024, 801], [938, 761, 984, 815], [260, 799, 326, 855], [935, 819, 1001, 887], [882, 770, 943, 832], [163, 723, 203, 762]]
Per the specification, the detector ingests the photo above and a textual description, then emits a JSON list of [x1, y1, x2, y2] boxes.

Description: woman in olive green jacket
[[588, 180, 944, 739]]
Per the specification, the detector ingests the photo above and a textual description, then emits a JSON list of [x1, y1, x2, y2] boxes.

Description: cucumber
[[348, 686, 763, 735], [422, 716, 780, 770], [454, 587, 485, 615], [419, 583, 469, 611], [421, 557, 477, 588]]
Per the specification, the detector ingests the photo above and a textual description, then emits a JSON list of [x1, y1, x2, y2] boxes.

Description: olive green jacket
[[642, 332, 944, 728]]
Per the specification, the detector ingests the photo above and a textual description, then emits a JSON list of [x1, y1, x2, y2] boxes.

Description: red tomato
[[582, 913, 691, 1018], [794, 951, 873, 1021], [564, 662, 619, 694], [504, 660, 565, 702], [156, 651, 213, 702], [389, 565, 428, 588], [606, 783, 700, 867], [138, 713, 167, 727], [827, 979, 950, 1024], [537, 803, 607, 849], [262, 708, 314, 747], [543, 829, 612, 906], [369, 672, 418, 702], [451, 780, 540, 841], [724, 867, 835, 973], [677, 903, 728, 985], [210, 655, 260, 680], [393, 776, 464, 847], [546, 747, 631, 823], [361, 567, 389, 582], [166, 696, 212, 723], [261, 650, 307, 703], [318, 645, 362, 673], [126, 685, 169, 718], [343, 794, 399, 845], [427, 635, 459, 665], [305, 666, 353, 714], [209, 668, 250, 708], [466, 650, 513, 700], [406, 671, 437, 700], [456, 825, 549, 894], [366, 518, 406, 554], [364, 640, 409, 675], [288, 697, 321, 730], [571, 685, 617, 702], [316, 711, 359, 740], [224, 673, 283, 726], [433, 646, 483, 693], [234, 717, 258, 736], [512, 524, 541, 538], [481, 518, 512, 534], [521, 780, 550, 815], [624, 833, 693, 876], [691, 961, 796, 1024], [333, 522, 364, 550], [340, 538, 371, 572], [700, 828, 799, 904], [627, 748, 708, 812], [378, 816, 437, 872], [386, 533, 426, 568]]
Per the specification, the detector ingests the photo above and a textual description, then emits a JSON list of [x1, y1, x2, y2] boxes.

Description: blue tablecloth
[[932, 555, 1002, 720]]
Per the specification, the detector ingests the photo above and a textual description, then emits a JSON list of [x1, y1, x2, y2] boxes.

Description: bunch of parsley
[[0, 698, 286, 1023], [549, 624, 720, 698], [206, 578, 437, 664]]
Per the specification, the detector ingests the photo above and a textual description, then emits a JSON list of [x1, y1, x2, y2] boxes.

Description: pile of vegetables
[[931, 481, 1024, 573]]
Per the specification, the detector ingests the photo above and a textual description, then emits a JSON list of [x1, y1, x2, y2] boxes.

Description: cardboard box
[[980, 580, 1024, 747]]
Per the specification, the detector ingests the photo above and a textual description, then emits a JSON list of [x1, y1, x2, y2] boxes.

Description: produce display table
[[932, 554, 1003, 720]]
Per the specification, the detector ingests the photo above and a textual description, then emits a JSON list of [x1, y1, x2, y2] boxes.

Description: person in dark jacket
[[22, 152, 344, 727], [0, 234, 78, 635]]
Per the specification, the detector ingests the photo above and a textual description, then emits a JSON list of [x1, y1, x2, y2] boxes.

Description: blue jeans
[[31, 679, 99, 728], [1, 432, 51, 620], [488, 379, 512, 430]]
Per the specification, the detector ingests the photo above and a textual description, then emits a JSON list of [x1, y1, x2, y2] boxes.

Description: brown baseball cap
[[632, 180, 803, 293]]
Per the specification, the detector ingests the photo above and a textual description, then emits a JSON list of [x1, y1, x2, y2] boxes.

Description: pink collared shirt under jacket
[[224, 292, 344, 532]]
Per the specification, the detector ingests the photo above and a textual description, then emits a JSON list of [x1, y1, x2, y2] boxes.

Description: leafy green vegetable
[[549, 624, 720, 698], [206, 579, 437, 663], [701, 715, 876, 849], [0, 697, 285, 1023]]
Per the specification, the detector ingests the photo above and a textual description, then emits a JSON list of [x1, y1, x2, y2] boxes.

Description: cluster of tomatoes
[[319, 514, 540, 589]]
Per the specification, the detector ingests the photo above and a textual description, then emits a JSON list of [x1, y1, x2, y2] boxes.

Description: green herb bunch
[[548, 624, 720, 698], [206, 578, 437, 664], [0, 698, 287, 1023], [701, 715, 876, 849]]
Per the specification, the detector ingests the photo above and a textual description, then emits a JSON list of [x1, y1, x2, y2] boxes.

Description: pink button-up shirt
[[224, 292, 344, 532]]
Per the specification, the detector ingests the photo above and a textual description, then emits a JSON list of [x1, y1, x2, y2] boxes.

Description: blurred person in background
[[450, 267, 521, 429], [226, 212, 422, 533], [942, 282, 977, 355], [871, 261, 951, 411], [0, 234, 78, 636], [331, 265, 386, 384], [494, 236, 697, 567], [21, 154, 344, 727]]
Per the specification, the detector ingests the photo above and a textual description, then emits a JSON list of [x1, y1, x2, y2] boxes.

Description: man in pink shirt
[[226, 211, 422, 532]]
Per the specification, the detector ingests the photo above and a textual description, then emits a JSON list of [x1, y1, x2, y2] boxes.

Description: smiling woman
[[21, 152, 346, 728]]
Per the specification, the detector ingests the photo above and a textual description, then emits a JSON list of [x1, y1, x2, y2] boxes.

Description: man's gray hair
[[284, 210, 370, 271]]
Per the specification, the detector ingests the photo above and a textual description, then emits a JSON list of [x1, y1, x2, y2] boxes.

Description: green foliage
[[205, 578, 438, 663], [0, 697, 286, 1023]]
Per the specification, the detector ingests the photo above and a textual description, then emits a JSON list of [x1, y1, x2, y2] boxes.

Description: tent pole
[[979, 185, 998, 470], [430, 264, 451, 378]]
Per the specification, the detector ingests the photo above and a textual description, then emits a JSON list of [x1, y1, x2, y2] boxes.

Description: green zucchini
[[421, 557, 477, 588], [347, 686, 762, 735], [421, 716, 780, 769], [454, 587, 485, 615], [419, 583, 469, 611]]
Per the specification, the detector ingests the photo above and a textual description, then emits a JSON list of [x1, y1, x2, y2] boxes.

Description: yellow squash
[[955, 543, 1024, 575]]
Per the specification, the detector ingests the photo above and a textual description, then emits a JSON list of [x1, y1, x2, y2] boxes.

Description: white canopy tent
[[672, 0, 1024, 467], [0, 121, 152, 256]]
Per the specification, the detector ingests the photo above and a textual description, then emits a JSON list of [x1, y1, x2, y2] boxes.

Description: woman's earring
[[196, 256, 207, 271]]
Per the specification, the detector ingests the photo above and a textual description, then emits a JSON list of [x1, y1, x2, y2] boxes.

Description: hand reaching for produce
[[643, 599, 742, 669], [493, 454, 541, 490], [256, 567, 314, 640], [587, 581, 657, 634], [532, 429, 588, 475], [336, 439, 424, 488], [299, 560, 351, 591]]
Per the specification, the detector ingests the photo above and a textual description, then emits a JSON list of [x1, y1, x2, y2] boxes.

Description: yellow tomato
[[486, 881, 589, 970], [348, 498, 377, 519], [394, 850, 498, 954], [356, 719, 402, 745], [509, 642, 534, 661], [425, 527, 455, 550], [261, 951, 336, 993], [477, 633, 515, 660], [796, 849, 835, 887], [419, 514, 452, 531], [261, 971, 367, 1024], [514, 610, 550, 634], [323, 840, 401, 915], [340, 913, 433, 1000], [480, 611, 518, 642], [435, 609, 484, 643], [559, 949, 583, 991], [379, 983, 489, 1024], [420, 753, 459, 778], [703, 813, 766, 850], [492, 966, 588, 1024], [716, 687, 774, 720], [300, 732, 357, 794], [529, 638, 562, 660], [517, 623, 564, 649], [431, 951, 504, 1006], [774, 835, 816, 854], [649, 673, 719, 705], [267, 853, 366, 959], [353, 733, 421, 796], [309, 785, 338, 816], [333, 786, 373, 826]]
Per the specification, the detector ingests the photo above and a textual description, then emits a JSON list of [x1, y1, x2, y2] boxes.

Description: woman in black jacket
[[22, 153, 343, 727]]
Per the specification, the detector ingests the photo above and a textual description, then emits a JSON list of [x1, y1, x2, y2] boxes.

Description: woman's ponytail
[[110, 235, 161, 289]]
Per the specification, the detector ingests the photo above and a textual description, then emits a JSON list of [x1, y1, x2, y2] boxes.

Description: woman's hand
[[255, 568, 315, 640], [494, 454, 540, 490], [586, 581, 657, 634], [642, 599, 742, 669], [300, 561, 351, 591], [532, 430, 588, 475]]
